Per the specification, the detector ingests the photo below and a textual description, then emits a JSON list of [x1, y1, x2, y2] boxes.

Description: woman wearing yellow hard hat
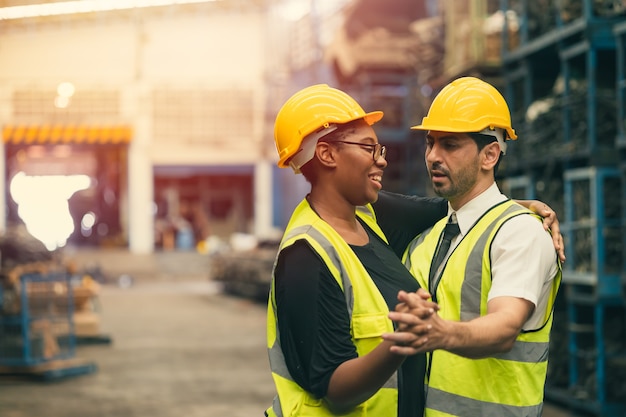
[[265, 83, 563, 417]]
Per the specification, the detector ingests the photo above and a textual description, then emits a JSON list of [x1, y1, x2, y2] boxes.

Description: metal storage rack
[[0, 271, 96, 380], [499, 1, 626, 415], [560, 167, 625, 416], [0, 272, 74, 366], [616, 21, 626, 149], [501, 175, 535, 200]]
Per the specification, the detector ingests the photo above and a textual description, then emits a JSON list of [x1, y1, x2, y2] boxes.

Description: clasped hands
[[383, 289, 446, 355]]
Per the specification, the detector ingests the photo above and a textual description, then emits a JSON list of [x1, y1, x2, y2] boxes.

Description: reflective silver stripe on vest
[[271, 395, 282, 417], [404, 226, 433, 271], [356, 204, 375, 221], [461, 205, 523, 321], [268, 332, 291, 380], [427, 387, 543, 417], [284, 225, 355, 315], [268, 225, 357, 381], [491, 340, 549, 362]]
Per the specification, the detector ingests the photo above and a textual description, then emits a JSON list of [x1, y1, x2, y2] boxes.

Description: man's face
[[424, 131, 480, 201]]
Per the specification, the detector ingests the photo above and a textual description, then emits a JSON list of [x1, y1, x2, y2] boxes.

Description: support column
[[125, 83, 154, 254], [128, 141, 154, 254], [253, 159, 275, 239]]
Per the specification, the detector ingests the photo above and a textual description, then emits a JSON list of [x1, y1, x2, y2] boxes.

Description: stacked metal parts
[[498, 0, 626, 415]]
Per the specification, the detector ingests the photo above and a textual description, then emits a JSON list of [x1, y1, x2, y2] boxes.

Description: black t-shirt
[[274, 190, 447, 417]]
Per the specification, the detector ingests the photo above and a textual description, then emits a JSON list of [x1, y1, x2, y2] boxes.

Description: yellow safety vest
[[266, 199, 399, 417], [403, 200, 562, 417]]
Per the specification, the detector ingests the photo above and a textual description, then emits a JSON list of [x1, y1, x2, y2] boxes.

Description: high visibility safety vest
[[266, 199, 399, 417], [403, 200, 562, 417]]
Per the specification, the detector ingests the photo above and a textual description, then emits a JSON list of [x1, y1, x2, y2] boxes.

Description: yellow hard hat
[[274, 84, 383, 173], [411, 77, 517, 145]]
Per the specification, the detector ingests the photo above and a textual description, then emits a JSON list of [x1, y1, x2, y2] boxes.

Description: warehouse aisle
[[0, 279, 588, 417]]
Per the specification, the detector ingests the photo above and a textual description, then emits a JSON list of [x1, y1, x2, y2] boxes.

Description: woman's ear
[[315, 142, 337, 168]]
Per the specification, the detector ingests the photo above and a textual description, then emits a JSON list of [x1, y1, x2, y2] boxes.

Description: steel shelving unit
[[616, 21, 626, 149], [0, 272, 97, 380], [499, 1, 626, 415]]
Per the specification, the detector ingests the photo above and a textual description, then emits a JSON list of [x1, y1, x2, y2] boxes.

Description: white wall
[[0, 9, 272, 253], [0, 13, 267, 83], [0, 23, 137, 82], [142, 14, 265, 81]]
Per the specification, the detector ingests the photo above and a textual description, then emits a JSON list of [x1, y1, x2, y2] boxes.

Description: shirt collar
[[446, 183, 507, 236]]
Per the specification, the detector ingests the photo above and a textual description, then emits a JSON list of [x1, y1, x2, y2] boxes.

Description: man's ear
[[315, 142, 337, 168], [481, 141, 501, 170]]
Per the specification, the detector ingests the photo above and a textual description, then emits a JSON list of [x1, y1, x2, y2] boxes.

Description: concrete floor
[[0, 280, 274, 417], [0, 250, 591, 417]]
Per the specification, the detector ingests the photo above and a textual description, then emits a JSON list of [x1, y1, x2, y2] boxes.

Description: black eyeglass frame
[[320, 140, 387, 162]]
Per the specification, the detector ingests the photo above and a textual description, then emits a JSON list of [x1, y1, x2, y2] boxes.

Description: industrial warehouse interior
[[0, 0, 625, 416]]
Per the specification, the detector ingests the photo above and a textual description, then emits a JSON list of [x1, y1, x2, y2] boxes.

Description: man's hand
[[384, 290, 443, 355], [384, 292, 534, 358]]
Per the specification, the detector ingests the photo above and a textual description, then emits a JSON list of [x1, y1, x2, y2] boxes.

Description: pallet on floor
[[76, 334, 113, 345], [0, 357, 97, 381]]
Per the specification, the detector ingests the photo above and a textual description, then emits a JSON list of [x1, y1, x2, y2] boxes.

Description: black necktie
[[429, 214, 460, 288]]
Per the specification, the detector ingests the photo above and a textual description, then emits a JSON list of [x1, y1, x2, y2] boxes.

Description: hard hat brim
[[363, 111, 384, 126], [277, 110, 384, 169], [410, 123, 518, 141]]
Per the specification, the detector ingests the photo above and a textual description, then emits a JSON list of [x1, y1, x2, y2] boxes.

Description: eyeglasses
[[322, 140, 387, 162]]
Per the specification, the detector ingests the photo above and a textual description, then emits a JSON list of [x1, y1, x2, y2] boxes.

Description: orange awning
[[2, 124, 133, 145]]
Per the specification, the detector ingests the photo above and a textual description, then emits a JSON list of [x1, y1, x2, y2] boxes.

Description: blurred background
[[0, 0, 625, 416]]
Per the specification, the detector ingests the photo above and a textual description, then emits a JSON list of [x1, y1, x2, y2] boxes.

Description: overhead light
[[57, 81, 76, 98], [277, 0, 347, 21], [0, 0, 221, 21]]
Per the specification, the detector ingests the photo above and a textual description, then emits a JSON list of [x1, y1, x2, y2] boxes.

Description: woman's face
[[330, 120, 387, 206]]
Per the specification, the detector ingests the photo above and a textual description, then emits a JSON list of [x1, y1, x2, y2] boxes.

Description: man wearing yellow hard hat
[[384, 77, 563, 417]]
